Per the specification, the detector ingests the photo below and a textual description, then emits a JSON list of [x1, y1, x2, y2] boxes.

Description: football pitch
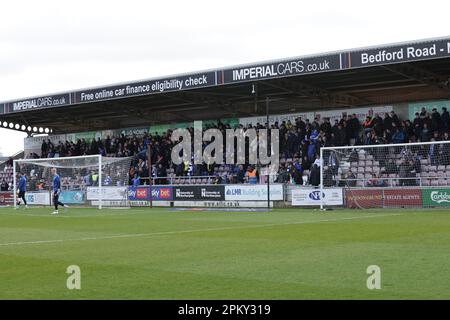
[[0, 206, 449, 299]]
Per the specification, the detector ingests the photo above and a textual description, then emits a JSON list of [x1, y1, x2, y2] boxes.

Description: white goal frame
[[13, 154, 104, 209], [319, 139, 450, 210]]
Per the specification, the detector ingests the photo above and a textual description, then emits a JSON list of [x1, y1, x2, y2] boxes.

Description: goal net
[[320, 140, 450, 209], [13, 155, 133, 209]]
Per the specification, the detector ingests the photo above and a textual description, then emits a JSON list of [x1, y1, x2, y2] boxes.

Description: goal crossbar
[[13, 155, 132, 210]]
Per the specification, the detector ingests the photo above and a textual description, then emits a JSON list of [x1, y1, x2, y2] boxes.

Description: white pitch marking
[[0, 213, 403, 247], [0, 212, 136, 218]]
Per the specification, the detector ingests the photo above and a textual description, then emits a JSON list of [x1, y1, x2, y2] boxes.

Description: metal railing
[[140, 175, 217, 185]]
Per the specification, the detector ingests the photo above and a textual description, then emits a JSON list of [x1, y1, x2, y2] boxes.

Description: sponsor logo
[[128, 187, 173, 201], [201, 188, 222, 199], [175, 189, 195, 198], [226, 189, 241, 196], [430, 191, 450, 203], [12, 96, 67, 111], [173, 186, 224, 201], [292, 188, 343, 206], [226, 188, 269, 198], [73, 192, 83, 202], [345, 190, 383, 208], [308, 190, 322, 201], [152, 188, 172, 200], [231, 59, 331, 82], [136, 188, 148, 199]]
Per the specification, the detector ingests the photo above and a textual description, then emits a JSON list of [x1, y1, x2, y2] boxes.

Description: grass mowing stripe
[[0, 212, 402, 247]]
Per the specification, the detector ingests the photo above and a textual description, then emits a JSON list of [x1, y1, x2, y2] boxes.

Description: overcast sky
[[1, 0, 449, 156]]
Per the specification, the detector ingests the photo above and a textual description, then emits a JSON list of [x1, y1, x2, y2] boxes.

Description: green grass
[[0, 206, 449, 299]]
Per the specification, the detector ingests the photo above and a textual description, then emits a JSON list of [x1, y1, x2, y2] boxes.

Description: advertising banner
[[74, 72, 217, 104], [347, 38, 450, 69], [345, 188, 425, 208], [0, 192, 13, 206], [86, 187, 127, 200], [25, 192, 51, 205], [127, 186, 173, 201], [383, 189, 422, 207], [220, 54, 341, 84], [173, 185, 225, 201], [4, 93, 71, 114], [422, 188, 450, 207], [291, 188, 343, 206], [116, 126, 151, 138], [345, 189, 383, 208], [58, 191, 85, 204], [174, 201, 274, 208], [224, 184, 283, 201]]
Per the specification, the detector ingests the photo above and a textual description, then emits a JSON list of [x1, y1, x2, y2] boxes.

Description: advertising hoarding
[[345, 190, 383, 208], [383, 189, 422, 207], [224, 185, 283, 201], [128, 186, 174, 201], [292, 188, 343, 206], [173, 186, 225, 201], [58, 191, 85, 204], [87, 187, 128, 200], [0, 192, 13, 206], [25, 192, 51, 205], [422, 188, 450, 207]]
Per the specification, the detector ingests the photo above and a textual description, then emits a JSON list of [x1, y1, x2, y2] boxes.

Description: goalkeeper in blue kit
[[51, 168, 68, 215], [16, 172, 28, 208]]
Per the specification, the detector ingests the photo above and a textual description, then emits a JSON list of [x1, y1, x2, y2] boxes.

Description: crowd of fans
[[10, 106, 450, 187]]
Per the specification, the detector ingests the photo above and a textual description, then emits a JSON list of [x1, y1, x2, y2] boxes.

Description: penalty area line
[[0, 213, 403, 247]]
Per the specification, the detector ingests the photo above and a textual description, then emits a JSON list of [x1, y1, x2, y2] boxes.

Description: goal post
[[320, 140, 450, 210], [13, 155, 132, 209]]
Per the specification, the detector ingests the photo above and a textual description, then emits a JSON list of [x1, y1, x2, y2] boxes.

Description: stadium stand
[[3, 37, 450, 193], [0, 156, 16, 191], [22, 106, 450, 188]]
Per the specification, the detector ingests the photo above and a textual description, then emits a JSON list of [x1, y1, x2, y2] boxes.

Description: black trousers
[[18, 191, 27, 205], [53, 192, 65, 210]]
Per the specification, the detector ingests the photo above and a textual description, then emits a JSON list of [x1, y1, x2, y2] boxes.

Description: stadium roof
[[2, 36, 450, 134]]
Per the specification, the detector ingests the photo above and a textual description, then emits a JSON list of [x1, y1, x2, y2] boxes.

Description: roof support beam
[[382, 63, 449, 92], [263, 78, 370, 106]]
